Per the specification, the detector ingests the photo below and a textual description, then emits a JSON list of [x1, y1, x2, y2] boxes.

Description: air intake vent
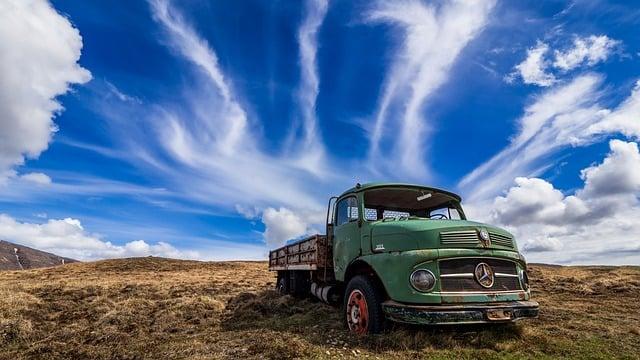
[[489, 232, 513, 248], [440, 230, 479, 246]]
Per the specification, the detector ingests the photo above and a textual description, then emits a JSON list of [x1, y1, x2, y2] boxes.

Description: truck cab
[[269, 183, 538, 334]]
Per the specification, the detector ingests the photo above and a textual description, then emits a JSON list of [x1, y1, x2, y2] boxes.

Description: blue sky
[[0, 0, 639, 264]]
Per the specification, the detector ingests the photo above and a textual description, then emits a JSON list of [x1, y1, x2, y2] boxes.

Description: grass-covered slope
[[0, 240, 77, 271], [0, 257, 638, 359]]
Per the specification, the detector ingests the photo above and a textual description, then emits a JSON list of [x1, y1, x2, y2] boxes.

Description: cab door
[[333, 196, 361, 281]]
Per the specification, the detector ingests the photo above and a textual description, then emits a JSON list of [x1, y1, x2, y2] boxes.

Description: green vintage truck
[[268, 183, 538, 334]]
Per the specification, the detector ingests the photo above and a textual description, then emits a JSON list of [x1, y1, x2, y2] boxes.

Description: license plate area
[[486, 309, 513, 321]]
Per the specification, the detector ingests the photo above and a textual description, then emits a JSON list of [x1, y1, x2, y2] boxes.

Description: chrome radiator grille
[[439, 230, 479, 246], [438, 258, 521, 292], [440, 277, 520, 292], [440, 229, 515, 249], [489, 232, 513, 248]]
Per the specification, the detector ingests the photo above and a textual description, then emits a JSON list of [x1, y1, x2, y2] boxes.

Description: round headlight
[[410, 269, 436, 292], [519, 269, 529, 290]]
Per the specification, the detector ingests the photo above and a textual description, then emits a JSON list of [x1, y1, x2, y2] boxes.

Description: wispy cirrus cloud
[[460, 74, 605, 203], [366, 0, 495, 180], [461, 71, 640, 205], [149, 0, 249, 155], [287, 0, 329, 174], [134, 0, 339, 246]]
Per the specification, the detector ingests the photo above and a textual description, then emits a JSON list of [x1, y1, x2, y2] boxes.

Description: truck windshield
[[363, 187, 465, 221]]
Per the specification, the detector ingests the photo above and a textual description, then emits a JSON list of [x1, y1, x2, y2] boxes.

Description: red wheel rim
[[346, 289, 369, 334]]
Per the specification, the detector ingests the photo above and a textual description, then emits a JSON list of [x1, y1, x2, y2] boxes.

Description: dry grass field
[[0, 258, 639, 359]]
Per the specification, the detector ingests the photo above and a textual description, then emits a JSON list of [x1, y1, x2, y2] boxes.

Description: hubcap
[[346, 290, 368, 334]]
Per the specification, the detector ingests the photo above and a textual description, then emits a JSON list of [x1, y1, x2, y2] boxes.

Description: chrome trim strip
[[438, 290, 526, 295], [440, 273, 474, 278], [495, 272, 519, 278], [489, 232, 512, 239], [437, 256, 520, 264], [439, 273, 518, 279], [440, 230, 478, 235]]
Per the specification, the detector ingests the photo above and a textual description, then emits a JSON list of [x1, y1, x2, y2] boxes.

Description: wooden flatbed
[[268, 234, 332, 271]]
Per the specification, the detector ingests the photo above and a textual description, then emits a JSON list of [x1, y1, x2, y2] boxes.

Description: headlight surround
[[410, 269, 436, 292], [519, 268, 530, 290]]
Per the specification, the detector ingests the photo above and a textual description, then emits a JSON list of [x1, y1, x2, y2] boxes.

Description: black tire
[[343, 275, 386, 334]]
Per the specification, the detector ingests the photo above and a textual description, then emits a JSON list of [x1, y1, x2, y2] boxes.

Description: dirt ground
[[0, 257, 638, 359]]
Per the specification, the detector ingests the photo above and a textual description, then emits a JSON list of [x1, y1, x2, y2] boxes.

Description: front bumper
[[382, 300, 539, 325]]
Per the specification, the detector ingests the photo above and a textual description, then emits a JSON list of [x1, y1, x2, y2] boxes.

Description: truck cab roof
[[339, 182, 462, 202]]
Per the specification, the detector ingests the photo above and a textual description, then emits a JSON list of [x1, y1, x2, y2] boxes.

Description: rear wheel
[[343, 275, 386, 334]]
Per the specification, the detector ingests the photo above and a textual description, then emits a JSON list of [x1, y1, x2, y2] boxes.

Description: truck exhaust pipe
[[311, 282, 338, 304]]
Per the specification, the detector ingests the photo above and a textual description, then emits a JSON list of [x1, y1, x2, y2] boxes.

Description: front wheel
[[343, 275, 386, 335]]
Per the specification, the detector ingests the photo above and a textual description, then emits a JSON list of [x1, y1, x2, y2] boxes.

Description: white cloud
[[487, 140, 640, 265], [0, 0, 91, 181], [261, 207, 316, 247], [510, 41, 556, 87], [509, 35, 620, 87], [367, 0, 495, 179], [579, 140, 640, 198], [19, 172, 52, 186], [491, 177, 583, 226], [0, 214, 199, 261], [553, 35, 620, 72]]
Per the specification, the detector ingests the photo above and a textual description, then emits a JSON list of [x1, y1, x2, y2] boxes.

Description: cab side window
[[336, 197, 358, 226]]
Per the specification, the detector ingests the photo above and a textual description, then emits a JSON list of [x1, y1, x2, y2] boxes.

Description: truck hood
[[368, 219, 515, 252]]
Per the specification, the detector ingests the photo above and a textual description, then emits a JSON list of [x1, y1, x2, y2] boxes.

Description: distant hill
[[0, 240, 78, 270]]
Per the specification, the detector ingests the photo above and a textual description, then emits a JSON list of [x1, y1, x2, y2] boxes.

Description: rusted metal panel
[[381, 300, 539, 325], [268, 234, 332, 271]]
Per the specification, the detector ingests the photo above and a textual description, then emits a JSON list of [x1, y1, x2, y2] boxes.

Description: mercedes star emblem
[[479, 229, 491, 247], [474, 262, 495, 288]]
